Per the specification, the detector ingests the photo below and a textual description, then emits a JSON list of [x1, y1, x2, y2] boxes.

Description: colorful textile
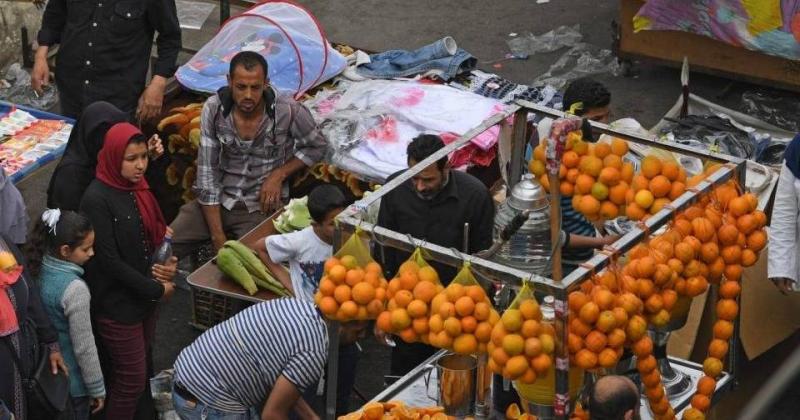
[[634, 0, 800, 60]]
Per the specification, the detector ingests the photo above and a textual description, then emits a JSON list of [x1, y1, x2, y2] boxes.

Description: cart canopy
[[176, 1, 346, 98]]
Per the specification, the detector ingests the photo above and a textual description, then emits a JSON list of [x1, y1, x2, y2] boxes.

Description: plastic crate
[[189, 287, 234, 330]]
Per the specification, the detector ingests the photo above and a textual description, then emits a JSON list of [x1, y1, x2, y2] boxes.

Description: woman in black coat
[[0, 235, 67, 419]]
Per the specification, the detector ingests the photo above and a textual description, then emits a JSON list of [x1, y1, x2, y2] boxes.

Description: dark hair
[[24, 210, 93, 280], [230, 51, 269, 80], [562, 78, 611, 116], [307, 185, 347, 224], [588, 376, 639, 420], [407, 134, 448, 170], [128, 133, 147, 145]]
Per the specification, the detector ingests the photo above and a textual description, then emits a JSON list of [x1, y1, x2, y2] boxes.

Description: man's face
[[315, 208, 343, 244], [228, 65, 267, 114], [584, 105, 611, 124], [409, 160, 447, 200]]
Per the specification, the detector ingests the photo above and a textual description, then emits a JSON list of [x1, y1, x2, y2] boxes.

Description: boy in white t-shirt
[[254, 184, 347, 302], [253, 184, 363, 416]]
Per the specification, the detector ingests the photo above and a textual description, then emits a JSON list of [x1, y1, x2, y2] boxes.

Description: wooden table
[[186, 209, 283, 303]]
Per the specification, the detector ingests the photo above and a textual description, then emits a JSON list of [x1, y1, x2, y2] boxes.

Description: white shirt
[[768, 162, 800, 291], [266, 227, 332, 301]]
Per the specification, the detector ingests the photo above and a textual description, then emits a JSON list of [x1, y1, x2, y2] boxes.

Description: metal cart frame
[[325, 100, 746, 420]]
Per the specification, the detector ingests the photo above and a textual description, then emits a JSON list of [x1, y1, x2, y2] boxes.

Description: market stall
[[0, 101, 73, 183], [327, 99, 754, 420]]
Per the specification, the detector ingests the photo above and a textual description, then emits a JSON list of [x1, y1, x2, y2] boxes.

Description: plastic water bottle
[[152, 235, 173, 267]]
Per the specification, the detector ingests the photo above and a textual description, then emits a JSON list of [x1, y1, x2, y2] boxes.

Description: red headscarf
[[95, 123, 166, 249]]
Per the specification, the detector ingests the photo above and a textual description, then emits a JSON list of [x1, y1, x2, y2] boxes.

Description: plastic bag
[[507, 24, 583, 58], [333, 227, 373, 267], [0, 63, 59, 111], [531, 43, 620, 90], [740, 90, 800, 132]]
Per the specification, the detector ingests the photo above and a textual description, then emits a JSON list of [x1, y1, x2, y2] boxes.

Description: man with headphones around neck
[[170, 51, 327, 258]]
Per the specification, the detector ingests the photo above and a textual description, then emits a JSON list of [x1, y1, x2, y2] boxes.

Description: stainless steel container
[[492, 174, 552, 275], [433, 354, 477, 417]]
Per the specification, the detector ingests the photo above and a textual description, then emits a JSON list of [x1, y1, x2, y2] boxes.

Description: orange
[[506, 355, 530, 379], [621, 162, 635, 183], [531, 353, 553, 374], [703, 357, 723, 378], [741, 248, 757, 267], [567, 333, 584, 354], [596, 311, 617, 333], [364, 271, 382, 288], [568, 291, 590, 313], [574, 349, 598, 370], [566, 168, 580, 183], [412, 317, 429, 335], [625, 202, 647, 221], [603, 154, 623, 170], [575, 174, 595, 195], [708, 338, 729, 359], [607, 328, 626, 348], [367, 299, 384, 317], [339, 255, 358, 270], [391, 309, 411, 330], [667, 258, 685, 276], [717, 224, 740, 246], [529, 159, 545, 177], [691, 218, 716, 242], [465, 285, 486, 303], [517, 369, 538, 385], [475, 322, 493, 343], [724, 264, 743, 282], [728, 197, 750, 217], [399, 271, 418, 291], [673, 218, 693, 237], [324, 257, 341, 273], [505, 403, 521, 420], [691, 394, 711, 412], [599, 167, 621, 187], [319, 296, 339, 316], [637, 355, 657, 373], [398, 327, 417, 343], [705, 207, 724, 229], [611, 138, 629, 156], [579, 195, 602, 215], [333, 285, 352, 304], [445, 283, 465, 302], [753, 210, 768, 228], [319, 278, 336, 296], [533, 144, 546, 162], [340, 301, 359, 319], [406, 299, 428, 318], [637, 279, 656, 300], [584, 331, 608, 353], [685, 276, 709, 297], [398, 260, 420, 275], [491, 322, 507, 346], [492, 346, 510, 366], [592, 288, 615, 310], [650, 198, 670, 215], [721, 245, 742, 265], [641, 368, 662, 388], [474, 302, 491, 321], [439, 301, 456, 319], [570, 318, 592, 338], [616, 292, 643, 315], [697, 376, 717, 396], [578, 302, 600, 324], [661, 161, 680, 181], [520, 319, 541, 338], [443, 317, 462, 337], [412, 281, 438, 304], [580, 155, 603, 177], [461, 316, 478, 334], [713, 320, 734, 340], [632, 336, 653, 357], [519, 300, 541, 321], [646, 384, 665, 402], [669, 181, 687, 200], [645, 294, 664, 314], [429, 314, 445, 334], [662, 289, 678, 312], [716, 299, 738, 321], [595, 142, 612, 158], [747, 230, 767, 252], [699, 242, 720, 264], [329, 265, 347, 284], [563, 150, 580, 168], [649, 175, 671, 198], [501, 309, 523, 332], [652, 263, 672, 287], [539, 333, 555, 354], [641, 155, 663, 179], [683, 408, 707, 420], [737, 214, 757, 235], [395, 290, 414, 308], [352, 282, 376, 305], [453, 334, 478, 354], [634, 189, 655, 209], [365, 261, 382, 274], [608, 182, 629, 205], [454, 296, 476, 317], [345, 268, 364, 287], [502, 334, 525, 356]]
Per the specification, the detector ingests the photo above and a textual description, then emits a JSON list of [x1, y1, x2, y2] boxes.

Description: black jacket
[[80, 180, 165, 323], [37, 0, 181, 116]]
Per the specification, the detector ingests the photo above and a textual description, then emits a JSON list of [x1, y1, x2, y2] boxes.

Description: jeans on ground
[[172, 390, 259, 420]]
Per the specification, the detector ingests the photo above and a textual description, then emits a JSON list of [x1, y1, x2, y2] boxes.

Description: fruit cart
[[331, 99, 749, 420]]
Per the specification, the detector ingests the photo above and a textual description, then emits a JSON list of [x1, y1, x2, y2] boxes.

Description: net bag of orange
[[487, 281, 556, 384], [426, 262, 500, 355], [375, 248, 443, 344], [315, 227, 388, 321]]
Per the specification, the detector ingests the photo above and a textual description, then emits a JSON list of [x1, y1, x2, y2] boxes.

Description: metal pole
[[220, 0, 230, 23], [509, 109, 529, 186], [324, 225, 345, 419]]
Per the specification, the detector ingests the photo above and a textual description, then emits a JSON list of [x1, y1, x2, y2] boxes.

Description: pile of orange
[[340, 401, 447, 420], [314, 256, 388, 322], [625, 155, 688, 221], [568, 138, 636, 221], [528, 131, 590, 194], [504, 403, 538, 420], [566, 281, 638, 371], [426, 281, 500, 355], [375, 261, 443, 344], [487, 298, 556, 384]]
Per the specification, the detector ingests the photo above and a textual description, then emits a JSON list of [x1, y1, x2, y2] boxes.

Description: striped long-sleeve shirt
[[173, 298, 329, 413], [561, 195, 597, 267], [194, 89, 327, 213]]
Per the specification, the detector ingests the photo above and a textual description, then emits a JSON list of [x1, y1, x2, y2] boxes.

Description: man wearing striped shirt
[[172, 298, 350, 419]]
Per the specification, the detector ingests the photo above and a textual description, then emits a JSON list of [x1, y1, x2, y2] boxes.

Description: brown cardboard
[[667, 291, 708, 359], [740, 247, 800, 359]]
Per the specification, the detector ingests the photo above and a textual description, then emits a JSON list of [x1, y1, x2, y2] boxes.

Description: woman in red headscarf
[[79, 122, 177, 420]]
